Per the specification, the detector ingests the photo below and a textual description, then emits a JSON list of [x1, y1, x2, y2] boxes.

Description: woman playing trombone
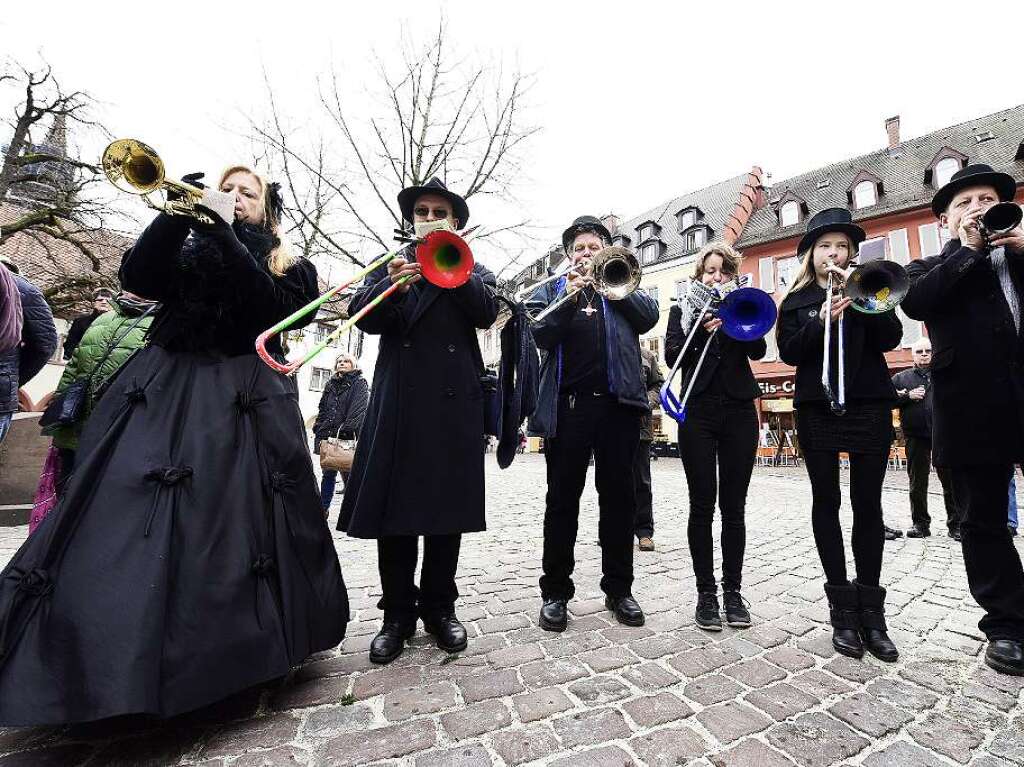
[[777, 207, 902, 663], [665, 243, 765, 631]]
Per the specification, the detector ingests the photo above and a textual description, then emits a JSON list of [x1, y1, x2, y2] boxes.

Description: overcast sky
[[5, 0, 1024, 274]]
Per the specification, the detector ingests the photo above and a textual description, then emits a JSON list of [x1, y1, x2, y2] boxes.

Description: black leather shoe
[[369, 621, 416, 665], [883, 525, 903, 541], [539, 599, 568, 632], [423, 612, 468, 653], [723, 591, 751, 628], [695, 592, 722, 631], [948, 527, 961, 540], [824, 582, 864, 659], [906, 525, 931, 538], [985, 639, 1024, 676], [605, 595, 645, 627], [854, 581, 899, 662]]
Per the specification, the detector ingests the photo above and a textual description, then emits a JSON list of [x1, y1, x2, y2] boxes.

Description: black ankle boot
[[854, 581, 899, 662], [539, 599, 568, 632], [369, 620, 416, 665], [824, 582, 864, 659], [423, 611, 468, 653]]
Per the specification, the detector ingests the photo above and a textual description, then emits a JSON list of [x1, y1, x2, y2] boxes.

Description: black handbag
[[40, 306, 154, 430]]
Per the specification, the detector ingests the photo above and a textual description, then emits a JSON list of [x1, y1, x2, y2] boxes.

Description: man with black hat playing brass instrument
[[526, 215, 658, 632], [339, 177, 498, 665], [903, 163, 1024, 675]]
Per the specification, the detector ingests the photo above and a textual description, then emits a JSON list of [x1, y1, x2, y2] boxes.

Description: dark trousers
[[951, 464, 1024, 641], [320, 470, 349, 510], [540, 394, 641, 601], [905, 436, 961, 531], [678, 397, 758, 593], [803, 449, 888, 587], [633, 441, 654, 538], [377, 534, 462, 623]]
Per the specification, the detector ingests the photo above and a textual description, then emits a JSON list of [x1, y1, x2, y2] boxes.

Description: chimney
[[885, 115, 900, 149]]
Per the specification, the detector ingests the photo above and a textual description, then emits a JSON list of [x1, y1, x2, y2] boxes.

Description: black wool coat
[[338, 248, 499, 538], [312, 371, 369, 450], [664, 303, 765, 403], [777, 282, 902, 408], [902, 239, 1024, 466]]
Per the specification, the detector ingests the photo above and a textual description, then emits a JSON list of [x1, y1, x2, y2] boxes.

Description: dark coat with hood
[[312, 370, 369, 451], [338, 245, 499, 538], [525, 275, 659, 438], [0, 274, 58, 415], [777, 281, 902, 408], [902, 238, 1024, 466]]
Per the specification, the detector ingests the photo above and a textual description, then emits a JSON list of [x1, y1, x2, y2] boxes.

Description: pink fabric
[[0, 263, 23, 354], [29, 445, 62, 534]]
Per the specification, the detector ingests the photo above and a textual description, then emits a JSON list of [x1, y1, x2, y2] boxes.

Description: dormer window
[[925, 146, 968, 188], [847, 170, 883, 210], [676, 207, 703, 232], [780, 200, 800, 227], [637, 221, 660, 242], [612, 233, 632, 248], [683, 226, 709, 252], [639, 241, 662, 265]]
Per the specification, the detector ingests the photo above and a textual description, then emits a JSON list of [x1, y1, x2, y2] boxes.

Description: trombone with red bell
[[255, 229, 475, 375]]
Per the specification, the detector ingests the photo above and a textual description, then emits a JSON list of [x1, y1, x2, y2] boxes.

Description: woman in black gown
[[0, 165, 348, 726]]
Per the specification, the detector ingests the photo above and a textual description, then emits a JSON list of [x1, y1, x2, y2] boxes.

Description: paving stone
[[383, 681, 459, 721], [621, 662, 681, 691], [764, 645, 817, 672], [489, 724, 561, 766], [520, 657, 590, 689], [458, 669, 524, 703], [722, 658, 788, 688], [486, 643, 545, 669], [231, 746, 310, 766], [789, 669, 855, 699], [568, 674, 632, 704], [683, 673, 745, 706], [579, 645, 639, 673], [303, 704, 376, 737], [627, 632, 692, 659], [415, 743, 494, 767], [696, 701, 772, 744], [350, 665, 424, 701], [741, 624, 791, 649], [745, 682, 820, 720], [822, 656, 884, 684], [628, 725, 709, 766], [963, 680, 1019, 711], [0, 745, 97, 767], [86, 727, 206, 767], [767, 713, 869, 767], [441, 700, 512, 741], [829, 692, 913, 737], [477, 614, 531, 634], [202, 716, 301, 759], [711, 738, 796, 766], [513, 687, 575, 723], [271, 676, 349, 710], [540, 630, 611, 658], [552, 708, 632, 749], [864, 677, 939, 712], [318, 719, 436, 766], [899, 660, 959, 695], [548, 745, 639, 766], [796, 630, 840, 659], [909, 713, 985, 763], [622, 692, 693, 728], [668, 645, 743, 677], [988, 722, 1024, 765], [861, 740, 948, 767]]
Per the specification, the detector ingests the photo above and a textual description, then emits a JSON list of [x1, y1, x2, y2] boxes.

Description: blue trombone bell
[[718, 287, 778, 342]]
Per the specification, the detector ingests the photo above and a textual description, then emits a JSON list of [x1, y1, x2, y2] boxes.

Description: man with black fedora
[[903, 163, 1024, 675], [526, 215, 658, 632], [339, 176, 498, 665]]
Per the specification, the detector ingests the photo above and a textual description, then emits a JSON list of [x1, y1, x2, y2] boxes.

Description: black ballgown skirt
[[0, 346, 349, 726]]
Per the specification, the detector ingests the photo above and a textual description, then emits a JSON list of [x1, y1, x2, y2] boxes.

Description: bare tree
[[247, 19, 540, 281], [0, 61, 124, 316]]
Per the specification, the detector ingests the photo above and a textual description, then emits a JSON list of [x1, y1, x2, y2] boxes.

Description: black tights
[[803, 449, 888, 586]]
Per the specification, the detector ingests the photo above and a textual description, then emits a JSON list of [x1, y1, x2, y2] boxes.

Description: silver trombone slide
[[821, 268, 846, 415], [516, 265, 588, 322]]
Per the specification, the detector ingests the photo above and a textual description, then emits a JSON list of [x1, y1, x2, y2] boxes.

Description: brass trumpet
[[522, 246, 641, 322], [101, 138, 215, 225]]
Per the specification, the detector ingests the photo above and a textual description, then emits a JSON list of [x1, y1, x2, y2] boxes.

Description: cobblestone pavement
[[1, 455, 1023, 766]]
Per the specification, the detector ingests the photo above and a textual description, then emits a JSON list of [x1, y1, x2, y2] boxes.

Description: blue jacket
[[0, 275, 58, 414], [526, 276, 658, 438]]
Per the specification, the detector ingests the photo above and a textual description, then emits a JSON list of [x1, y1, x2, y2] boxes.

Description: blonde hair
[[691, 242, 743, 281], [780, 230, 858, 302], [217, 165, 296, 277], [336, 352, 360, 372]]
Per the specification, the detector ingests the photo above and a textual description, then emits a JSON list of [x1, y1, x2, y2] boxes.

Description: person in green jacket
[[45, 291, 157, 490]]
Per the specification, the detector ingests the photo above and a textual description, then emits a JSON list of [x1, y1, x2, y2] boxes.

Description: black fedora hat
[[931, 163, 1017, 217], [561, 215, 612, 254], [797, 207, 866, 256], [397, 177, 470, 228]]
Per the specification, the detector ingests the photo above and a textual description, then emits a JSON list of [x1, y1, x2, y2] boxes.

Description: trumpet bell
[[102, 138, 166, 194], [982, 202, 1023, 237], [417, 230, 474, 288], [591, 246, 641, 300], [847, 260, 908, 314], [718, 286, 778, 341]]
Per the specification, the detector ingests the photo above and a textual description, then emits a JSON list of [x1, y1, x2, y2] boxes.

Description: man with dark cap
[[339, 177, 498, 665], [64, 287, 113, 360], [527, 215, 658, 632], [903, 163, 1024, 675]]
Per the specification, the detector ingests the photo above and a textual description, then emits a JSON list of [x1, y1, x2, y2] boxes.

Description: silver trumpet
[[519, 246, 641, 322]]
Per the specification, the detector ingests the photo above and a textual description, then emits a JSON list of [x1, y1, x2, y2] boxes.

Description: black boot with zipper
[[824, 582, 864, 659], [854, 581, 899, 662]]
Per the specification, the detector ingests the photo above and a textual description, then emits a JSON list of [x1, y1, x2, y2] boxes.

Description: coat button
[[445, 387, 455, 397], [402, 340, 411, 348], [447, 344, 456, 353]]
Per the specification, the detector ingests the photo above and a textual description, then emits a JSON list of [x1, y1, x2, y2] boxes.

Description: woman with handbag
[[313, 353, 369, 512], [0, 165, 349, 726]]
